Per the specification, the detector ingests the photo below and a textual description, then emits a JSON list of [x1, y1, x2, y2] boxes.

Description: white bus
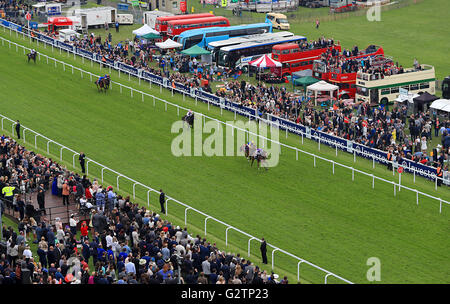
[[355, 64, 436, 106], [216, 34, 306, 68], [207, 31, 294, 62]]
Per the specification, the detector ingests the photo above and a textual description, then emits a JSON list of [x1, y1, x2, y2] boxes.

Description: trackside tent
[[155, 38, 182, 49], [180, 45, 211, 57], [132, 24, 160, 36], [430, 99, 450, 112], [306, 80, 339, 106]]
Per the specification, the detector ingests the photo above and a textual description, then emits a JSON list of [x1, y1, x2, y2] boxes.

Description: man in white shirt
[[125, 257, 136, 275], [105, 232, 113, 249], [23, 245, 33, 260], [69, 214, 78, 236]]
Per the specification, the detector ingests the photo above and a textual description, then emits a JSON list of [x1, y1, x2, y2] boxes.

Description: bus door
[[370, 88, 379, 105]]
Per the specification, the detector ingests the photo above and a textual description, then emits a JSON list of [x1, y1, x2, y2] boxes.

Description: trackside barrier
[[0, 113, 354, 285], [0, 21, 446, 186], [2, 36, 448, 215]]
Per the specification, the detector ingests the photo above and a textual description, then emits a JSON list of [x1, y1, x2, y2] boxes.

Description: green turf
[[1, 31, 449, 284]]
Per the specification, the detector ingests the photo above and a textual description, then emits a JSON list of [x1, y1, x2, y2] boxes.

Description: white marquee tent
[[306, 80, 339, 106], [132, 24, 159, 36], [155, 38, 182, 49], [430, 99, 450, 113]]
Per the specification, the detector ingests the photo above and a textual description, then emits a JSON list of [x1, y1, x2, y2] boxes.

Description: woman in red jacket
[[80, 221, 89, 241], [85, 186, 93, 202]]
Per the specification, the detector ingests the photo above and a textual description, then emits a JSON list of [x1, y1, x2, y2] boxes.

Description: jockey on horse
[[182, 109, 194, 128], [254, 148, 268, 170], [27, 48, 37, 63], [96, 74, 110, 92]]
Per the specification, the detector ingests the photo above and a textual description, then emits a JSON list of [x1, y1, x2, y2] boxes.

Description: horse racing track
[[0, 37, 449, 284]]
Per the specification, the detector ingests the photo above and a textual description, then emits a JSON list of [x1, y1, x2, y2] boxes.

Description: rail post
[[101, 167, 105, 183], [248, 237, 258, 257], [271, 248, 280, 270], [297, 261, 304, 283], [204, 216, 212, 236], [133, 183, 137, 200], [184, 207, 192, 227]]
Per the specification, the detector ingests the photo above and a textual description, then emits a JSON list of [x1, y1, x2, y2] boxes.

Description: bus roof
[[272, 43, 300, 50], [167, 16, 228, 26], [156, 13, 214, 22], [177, 23, 271, 39], [208, 31, 293, 49], [220, 35, 306, 52]]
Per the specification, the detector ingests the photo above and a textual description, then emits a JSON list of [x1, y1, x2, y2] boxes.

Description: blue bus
[[175, 23, 273, 50]]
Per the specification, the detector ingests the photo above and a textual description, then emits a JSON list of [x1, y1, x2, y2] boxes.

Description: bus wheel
[[282, 73, 290, 79], [341, 94, 349, 100], [380, 97, 388, 105], [242, 66, 248, 73]]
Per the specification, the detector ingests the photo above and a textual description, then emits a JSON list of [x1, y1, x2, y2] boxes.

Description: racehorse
[[182, 113, 194, 128], [251, 148, 269, 170], [240, 142, 256, 160], [27, 52, 36, 63], [95, 75, 110, 93]]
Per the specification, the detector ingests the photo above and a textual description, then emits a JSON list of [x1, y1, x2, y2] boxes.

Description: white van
[[265, 13, 290, 30], [58, 28, 80, 42]]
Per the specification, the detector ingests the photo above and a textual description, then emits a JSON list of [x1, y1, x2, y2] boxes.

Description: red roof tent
[[44, 17, 75, 27]]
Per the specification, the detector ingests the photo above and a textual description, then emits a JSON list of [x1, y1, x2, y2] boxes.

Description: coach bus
[[155, 13, 214, 37], [217, 35, 306, 68], [208, 31, 294, 60], [355, 64, 436, 107], [270, 42, 342, 77], [166, 16, 230, 39], [175, 23, 272, 50]]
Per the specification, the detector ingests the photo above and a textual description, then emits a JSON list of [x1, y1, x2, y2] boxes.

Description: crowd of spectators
[[0, 135, 283, 284]]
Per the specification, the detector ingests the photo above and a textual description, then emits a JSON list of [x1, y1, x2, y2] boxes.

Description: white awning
[[430, 99, 450, 112], [307, 80, 339, 92], [132, 24, 159, 36], [155, 38, 182, 49]]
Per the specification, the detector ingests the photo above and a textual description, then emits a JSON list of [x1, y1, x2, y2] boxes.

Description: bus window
[[401, 85, 409, 91], [381, 88, 390, 95], [357, 86, 369, 96], [420, 83, 430, 89], [185, 34, 203, 49], [281, 50, 290, 55], [409, 84, 419, 91], [391, 87, 399, 94]]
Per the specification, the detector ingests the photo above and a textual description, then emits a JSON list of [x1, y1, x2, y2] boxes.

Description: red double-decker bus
[[155, 13, 214, 38], [312, 45, 385, 99], [270, 42, 341, 77], [167, 16, 230, 39]]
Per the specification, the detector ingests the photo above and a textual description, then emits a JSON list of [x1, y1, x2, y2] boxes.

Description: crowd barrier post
[[204, 216, 212, 235]]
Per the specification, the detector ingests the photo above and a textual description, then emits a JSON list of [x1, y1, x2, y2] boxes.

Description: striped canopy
[[249, 54, 282, 68]]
